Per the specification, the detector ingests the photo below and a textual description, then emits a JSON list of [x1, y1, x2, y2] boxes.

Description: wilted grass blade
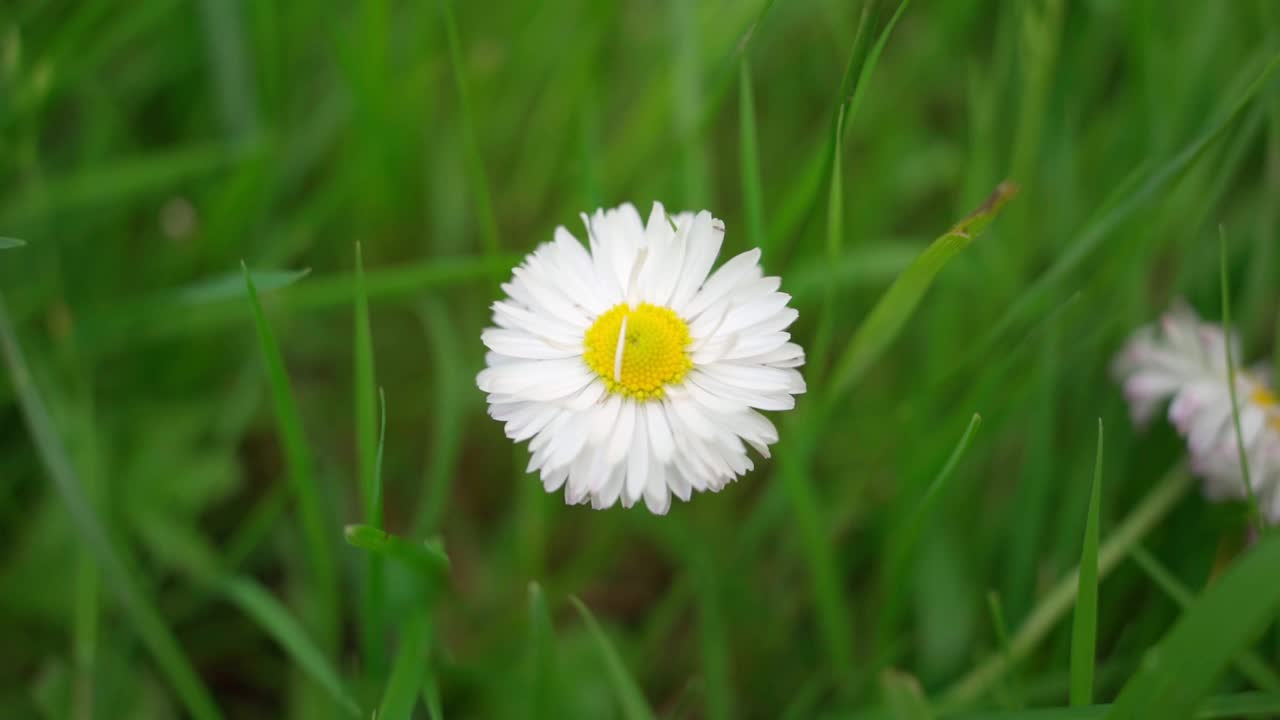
[[219, 576, 361, 717], [827, 181, 1019, 405], [1069, 420, 1103, 706], [570, 595, 655, 720], [1105, 533, 1280, 719], [0, 294, 224, 720], [882, 669, 936, 720]]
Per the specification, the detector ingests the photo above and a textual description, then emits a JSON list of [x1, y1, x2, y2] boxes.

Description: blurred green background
[[3, 0, 1280, 718]]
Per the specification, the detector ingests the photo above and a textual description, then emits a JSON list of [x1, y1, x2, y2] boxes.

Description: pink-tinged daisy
[[1113, 302, 1280, 520], [477, 202, 805, 514]]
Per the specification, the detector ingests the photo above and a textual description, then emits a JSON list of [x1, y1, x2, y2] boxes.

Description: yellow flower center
[[1252, 386, 1278, 407], [583, 302, 693, 400]]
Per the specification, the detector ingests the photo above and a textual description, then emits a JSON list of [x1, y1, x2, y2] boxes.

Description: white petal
[[644, 401, 675, 463], [625, 413, 650, 503], [680, 248, 762, 319]]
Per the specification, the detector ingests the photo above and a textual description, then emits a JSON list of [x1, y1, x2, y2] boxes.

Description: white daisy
[[1113, 302, 1280, 521], [477, 202, 805, 514]]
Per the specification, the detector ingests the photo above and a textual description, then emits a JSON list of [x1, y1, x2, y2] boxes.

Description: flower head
[[1113, 302, 1280, 520], [477, 202, 805, 514]]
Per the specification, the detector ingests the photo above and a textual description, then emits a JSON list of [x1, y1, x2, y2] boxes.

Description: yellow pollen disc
[[583, 302, 693, 400], [1252, 386, 1278, 408]]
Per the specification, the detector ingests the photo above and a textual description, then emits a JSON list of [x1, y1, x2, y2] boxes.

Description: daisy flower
[[1112, 302, 1280, 521], [477, 202, 805, 514]]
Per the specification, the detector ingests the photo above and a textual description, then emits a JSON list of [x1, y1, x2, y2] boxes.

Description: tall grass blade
[[570, 595, 655, 720], [1105, 533, 1280, 719], [438, 0, 500, 255], [0, 293, 224, 720], [219, 576, 361, 717], [353, 242, 385, 674], [1069, 420, 1104, 706], [1219, 225, 1262, 529], [739, 58, 767, 254], [241, 263, 338, 646]]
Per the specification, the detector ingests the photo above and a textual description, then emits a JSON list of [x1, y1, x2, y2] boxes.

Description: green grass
[[4, 1, 1280, 718]]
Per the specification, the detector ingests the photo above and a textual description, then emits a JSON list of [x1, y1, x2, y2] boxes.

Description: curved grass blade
[[1105, 533, 1280, 719], [942, 465, 1194, 706], [0, 293, 223, 720], [219, 576, 361, 718], [569, 595, 655, 720], [1069, 420, 1104, 706], [1130, 545, 1280, 691], [827, 181, 1019, 406], [344, 525, 451, 581], [379, 611, 431, 720], [0, 237, 25, 248], [241, 262, 338, 647]]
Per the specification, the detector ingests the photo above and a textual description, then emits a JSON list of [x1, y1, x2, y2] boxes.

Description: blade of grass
[[0, 293, 223, 720], [827, 181, 1019, 406], [218, 576, 361, 718], [241, 262, 338, 649], [693, 543, 732, 720], [378, 611, 431, 720], [438, 0, 499, 255], [0, 237, 25, 248], [527, 582, 559, 718], [569, 595, 655, 720], [882, 669, 936, 720], [843, 0, 911, 133], [1069, 419, 1104, 706], [1129, 545, 1280, 691], [353, 242, 385, 677], [738, 57, 766, 254], [1219, 225, 1263, 530], [942, 465, 1194, 707], [344, 525, 451, 581], [1104, 532, 1280, 719]]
